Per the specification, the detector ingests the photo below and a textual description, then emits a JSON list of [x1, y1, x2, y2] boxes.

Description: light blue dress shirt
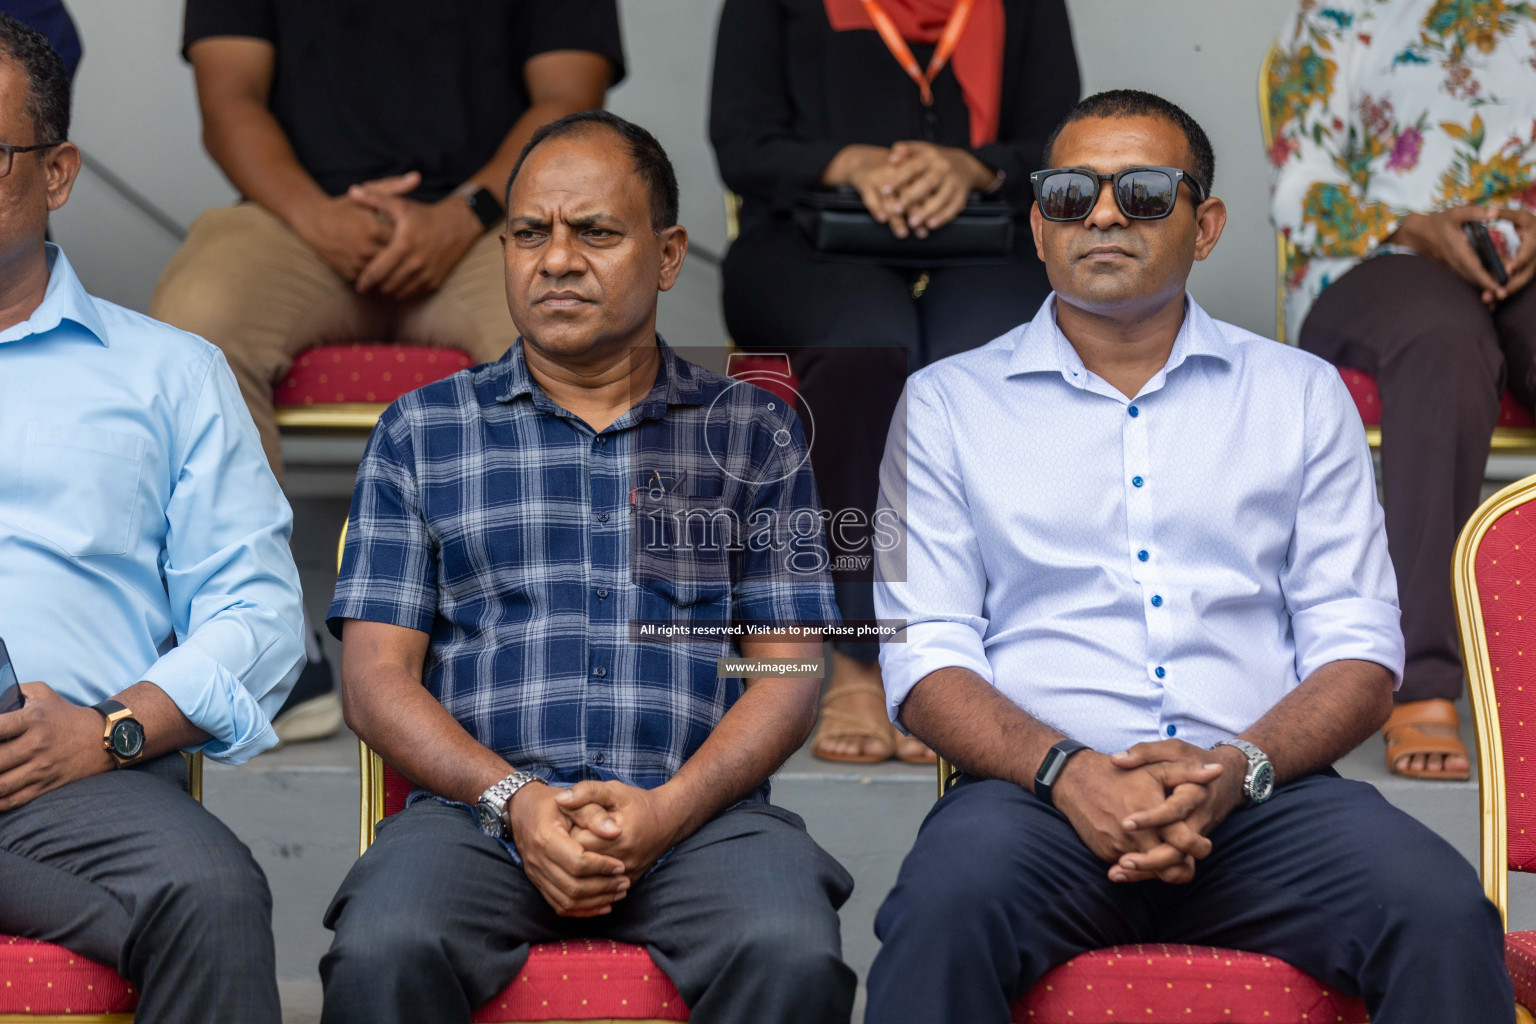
[[0, 246, 304, 763], [875, 294, 1404, 755]]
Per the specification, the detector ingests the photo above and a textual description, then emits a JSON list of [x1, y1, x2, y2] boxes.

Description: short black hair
[[1043, 89, 1214, 194], [505, 110, 679, 231], [0, 13, 70, 144]]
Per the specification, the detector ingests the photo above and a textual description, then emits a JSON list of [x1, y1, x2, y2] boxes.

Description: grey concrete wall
[[50, 0, 1295, 340]]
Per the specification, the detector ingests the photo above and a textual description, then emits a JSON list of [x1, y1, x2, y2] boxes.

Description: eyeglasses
[[0, 140, 64, 179], [1030, 166, 1208, 222]]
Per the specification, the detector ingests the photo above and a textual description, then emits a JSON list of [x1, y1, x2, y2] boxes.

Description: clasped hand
[[295, 170, 485, 298], [507, 779, 682, 918], [1052, 741, 1247, 885], [843, 141, 996, 240]]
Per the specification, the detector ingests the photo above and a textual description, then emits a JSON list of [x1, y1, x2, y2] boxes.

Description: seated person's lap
[[881, 773, 1493, 994], [326, 798, 852, 1007]]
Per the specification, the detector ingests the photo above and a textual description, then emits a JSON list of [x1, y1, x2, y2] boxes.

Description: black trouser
[[1299, 253, 1536, 702], [320, 798, 856, 1024], [723, 219, 1052, 660], [0, 754, 280, 1024], [865, 772, 1511, 1024]]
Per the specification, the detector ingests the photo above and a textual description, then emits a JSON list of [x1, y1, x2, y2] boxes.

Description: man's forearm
[[899, 666, 1066, 791], [202, 98, 329, 227], [658, 638, 822, 842], [114, 680, 211, 759], [344, 668, 514, 807], [1240, 659, 1394, 783]]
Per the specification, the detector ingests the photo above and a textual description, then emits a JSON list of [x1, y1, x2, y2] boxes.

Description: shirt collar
[[1006, 292, 1233, 388], [493, 335, 708, 419], [0, 245, 109, 347]]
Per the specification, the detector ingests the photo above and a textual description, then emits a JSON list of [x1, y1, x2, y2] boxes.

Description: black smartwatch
[[457, 185, 504, 232], [92, 699, 146, 767], [1034, 739, 1090, 808]]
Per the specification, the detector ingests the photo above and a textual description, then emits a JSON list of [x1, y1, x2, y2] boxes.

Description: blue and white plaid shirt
[[329, 338, 839, 803]]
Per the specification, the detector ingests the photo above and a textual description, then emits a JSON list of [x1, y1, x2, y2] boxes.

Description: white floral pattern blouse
[[1268, 0, 1536, 334]]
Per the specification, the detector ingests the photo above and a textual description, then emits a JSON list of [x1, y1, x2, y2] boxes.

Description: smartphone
[[1464, 221, 1509, 287], [0, 638, 21, 716]]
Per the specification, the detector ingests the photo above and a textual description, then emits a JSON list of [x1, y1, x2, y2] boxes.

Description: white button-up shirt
[[874, 294, 1403, 755]]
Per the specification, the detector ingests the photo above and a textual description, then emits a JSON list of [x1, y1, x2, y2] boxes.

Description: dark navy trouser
[[866, 772, 1512, 1024]]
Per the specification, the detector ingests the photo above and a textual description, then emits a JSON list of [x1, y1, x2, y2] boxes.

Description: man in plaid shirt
[[320, 111, 856, 1024]]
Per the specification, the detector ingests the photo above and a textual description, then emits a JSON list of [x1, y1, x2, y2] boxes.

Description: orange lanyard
[[859, 0, 974, 108]]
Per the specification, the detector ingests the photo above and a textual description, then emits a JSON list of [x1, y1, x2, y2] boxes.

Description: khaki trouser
[[149, 202, 516, 478]]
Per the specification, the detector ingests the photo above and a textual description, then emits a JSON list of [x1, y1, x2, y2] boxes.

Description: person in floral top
[[1269, 0, 1536, 780]]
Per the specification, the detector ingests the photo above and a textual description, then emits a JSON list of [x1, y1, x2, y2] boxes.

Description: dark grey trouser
[[320, 798, 856, 1024], [866, 773, 1512, 1024], [0, 753, 280, 1023], [1300, 252, 1536, 703]]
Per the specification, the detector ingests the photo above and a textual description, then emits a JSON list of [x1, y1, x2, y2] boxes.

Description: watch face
[[475, 800, 504, 837], [110, 719, 145, 760], [1250, 762, 1276, 803]]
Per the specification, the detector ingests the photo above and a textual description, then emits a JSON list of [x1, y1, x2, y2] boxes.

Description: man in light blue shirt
[[0, 17, 300, 1023], [866, 90, 1511, 1024]]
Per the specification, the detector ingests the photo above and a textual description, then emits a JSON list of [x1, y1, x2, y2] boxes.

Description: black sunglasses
[[1030, 166, 1208, 222]]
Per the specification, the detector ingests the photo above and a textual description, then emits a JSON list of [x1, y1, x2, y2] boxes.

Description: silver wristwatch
[[1213, 739, 1275, 805], [475, 771, 543, 839]]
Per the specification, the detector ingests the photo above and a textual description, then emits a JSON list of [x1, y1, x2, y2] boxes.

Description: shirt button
[[593, 752, 606, 765], [1151, 595, 1163, 607], [594, 666, 607, 678], [1137, 549, 1149, 562], [596, 587, 608, 599], [596, 436, 607, 445], [1155, 666, 1166, 679], [1128, 405, 1140, 418], [597, 512, 609, 523], [1166, 724, 1177, 737], [1132, 476, 1144, 488]]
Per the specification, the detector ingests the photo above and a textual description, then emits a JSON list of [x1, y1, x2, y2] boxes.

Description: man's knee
[[723, 904, 851, 993], [325, 893, 447, 979], [1377, 850, 1502, 944], [153, 846, 273, 945]]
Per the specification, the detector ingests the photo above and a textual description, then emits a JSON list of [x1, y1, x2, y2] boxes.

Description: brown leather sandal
[[1382, 698, 1471, 780], [810, 677, 895, 763]]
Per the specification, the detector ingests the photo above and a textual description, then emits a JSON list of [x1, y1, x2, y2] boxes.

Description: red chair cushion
[[276, 344, 474, 407], [1337, 366, 1534, 429], [0, 936, 137, 1016], [471, 939, 688, 1023], [376, 770, 689, 1020], [727, 353, 799, 408], [1508, 930, 1536, 1010], [1014, 944, 1368, 1024], [1472, 498, 1536, 868]]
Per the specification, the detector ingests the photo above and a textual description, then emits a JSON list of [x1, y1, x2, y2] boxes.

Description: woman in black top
[[709, 0, 1079, 763]]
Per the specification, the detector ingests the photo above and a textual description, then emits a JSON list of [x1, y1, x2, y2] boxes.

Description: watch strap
[[92, 699, 144, 767], [93, 699, 128, 718], [1034, 739, 1090, 809], [477, 770, 542, 838], [1213, 739, 1272, 805], [458, 185, 504, 232]]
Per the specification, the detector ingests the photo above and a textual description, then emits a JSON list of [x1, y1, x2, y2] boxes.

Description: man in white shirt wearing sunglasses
[[866, 90, 1510, 1024]]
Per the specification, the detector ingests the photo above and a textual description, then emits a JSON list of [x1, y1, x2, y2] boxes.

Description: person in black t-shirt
[[148, 0, 623, 751], [150, 0, 625, 479]]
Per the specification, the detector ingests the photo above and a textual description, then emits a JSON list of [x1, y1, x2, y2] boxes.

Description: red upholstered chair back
[[1456, 474, 1536, 922], [725, 352, 799, 408], [383, 764, 410, 818]]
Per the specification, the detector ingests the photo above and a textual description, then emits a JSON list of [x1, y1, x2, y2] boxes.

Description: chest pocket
[[17, 422, 147, 557], [632, 490, 733, 611]]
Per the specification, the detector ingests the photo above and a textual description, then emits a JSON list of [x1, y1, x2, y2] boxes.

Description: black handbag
[[793, 186, 1018, 267]]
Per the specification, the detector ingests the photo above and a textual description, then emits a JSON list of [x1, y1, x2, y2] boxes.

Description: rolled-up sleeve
[[874, 377, 994, 723], [1281, 364, 1404, 686], [142, 350, 305, 764]]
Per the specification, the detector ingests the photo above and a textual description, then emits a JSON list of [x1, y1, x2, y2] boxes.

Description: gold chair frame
[[1255, 43, 1536, 454], [1454, 472, 1536, 1023]]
